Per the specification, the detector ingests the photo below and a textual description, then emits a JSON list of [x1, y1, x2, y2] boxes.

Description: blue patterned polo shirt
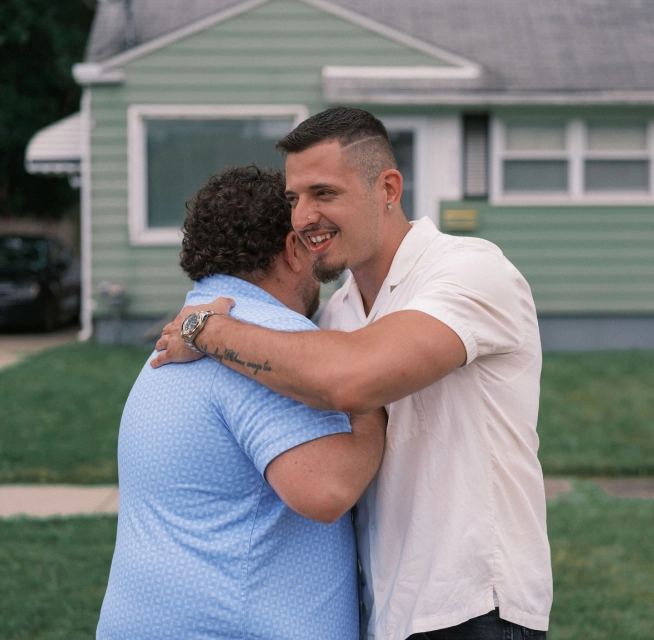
[[97, 274, 358, 640]]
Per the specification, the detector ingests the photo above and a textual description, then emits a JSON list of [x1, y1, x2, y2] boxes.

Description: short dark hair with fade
[[276, 107, 397, 187], [180, 165, 291, 282]]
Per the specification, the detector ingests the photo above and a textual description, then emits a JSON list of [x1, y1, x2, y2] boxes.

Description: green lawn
[[538, 351, 654, 476], [1, 486, 652, 639], [548, 482, 654, 639], [0, 344, 653, 482], [0, 343, 151, 484], [0, 516, 117, 640]]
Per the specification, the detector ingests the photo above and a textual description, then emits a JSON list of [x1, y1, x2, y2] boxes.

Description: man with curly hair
[[97, 165, 386, 640]]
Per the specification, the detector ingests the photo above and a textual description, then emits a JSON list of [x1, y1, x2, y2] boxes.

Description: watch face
[[182, 312, 200, 335]]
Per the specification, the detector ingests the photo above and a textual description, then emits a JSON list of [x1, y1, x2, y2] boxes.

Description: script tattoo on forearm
[[198, 343, 272, 376]]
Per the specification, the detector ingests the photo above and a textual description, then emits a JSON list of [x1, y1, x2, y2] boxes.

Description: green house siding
[[89, 0, 452, 318], [440, 202, 654, 314]]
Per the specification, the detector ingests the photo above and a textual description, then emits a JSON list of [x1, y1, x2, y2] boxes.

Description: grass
[[0, 516, 117, 640], [538, 351, 654, 476], [0, 344, 653, 482], [0, 342, 151, 484], [0, 486, 652, 639], [548, 482, 654, 639]]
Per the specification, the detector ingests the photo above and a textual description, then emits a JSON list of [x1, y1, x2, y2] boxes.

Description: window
[[584, 124, 649, 192], [501, 124, 568, 194], [463, 115, 489, 198], [492, 119, 654, 203], [128, 105, 308, 245]]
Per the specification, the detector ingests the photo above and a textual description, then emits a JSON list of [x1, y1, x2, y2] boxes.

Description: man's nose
[[292, 199, 319, 230]]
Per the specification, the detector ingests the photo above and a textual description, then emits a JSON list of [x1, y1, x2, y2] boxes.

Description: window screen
[[463, 115, 489, 198], [505, 125, 566, 151], [503, 160, 568, 192], [146, 119, 293, 228], [587, 125, 647, 151]]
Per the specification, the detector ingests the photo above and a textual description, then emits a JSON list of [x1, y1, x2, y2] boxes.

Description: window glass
[[0, 237, 48, 273], [146, 119, 293, 228], [388, 131, 414, 219], [505, 126, 566, 151], [503, 160, 568, 192], [585, 160, 649, 191], [587, 125, 647, 151]]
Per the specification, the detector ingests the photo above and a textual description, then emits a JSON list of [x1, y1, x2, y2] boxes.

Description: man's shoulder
[[232, 297, 318, 333]]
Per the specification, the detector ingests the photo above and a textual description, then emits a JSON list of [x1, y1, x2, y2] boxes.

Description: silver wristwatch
[[180, 310, 219, 353]]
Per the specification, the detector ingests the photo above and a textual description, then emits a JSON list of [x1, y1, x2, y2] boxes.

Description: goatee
[[313, 258, 347, 284]]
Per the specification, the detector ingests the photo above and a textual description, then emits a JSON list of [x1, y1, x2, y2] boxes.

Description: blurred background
[[0, 0, 653, 638]]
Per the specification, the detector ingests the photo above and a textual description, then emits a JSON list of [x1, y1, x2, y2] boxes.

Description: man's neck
[[352, 217, 412, 315], [241, 269, 306, 317]]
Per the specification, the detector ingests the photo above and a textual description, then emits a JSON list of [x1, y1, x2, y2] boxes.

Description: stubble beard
[[312, 256, 347, 284]]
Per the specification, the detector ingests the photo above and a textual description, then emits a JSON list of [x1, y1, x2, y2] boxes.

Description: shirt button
[[377, 581, 385, 592], [370, 522, 376, 531]]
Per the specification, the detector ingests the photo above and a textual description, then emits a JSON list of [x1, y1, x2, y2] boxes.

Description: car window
[[0, 237, 48, 273]]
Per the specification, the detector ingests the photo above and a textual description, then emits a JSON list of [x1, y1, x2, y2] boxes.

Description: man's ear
[[283, 231, 304, 274], [380, 169, 403, 210]]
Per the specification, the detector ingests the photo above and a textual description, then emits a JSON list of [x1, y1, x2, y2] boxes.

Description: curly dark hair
[[180, 165, 291, 282]]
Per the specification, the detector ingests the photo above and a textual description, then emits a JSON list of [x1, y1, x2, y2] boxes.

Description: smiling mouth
[[307, 231, 337, 248]]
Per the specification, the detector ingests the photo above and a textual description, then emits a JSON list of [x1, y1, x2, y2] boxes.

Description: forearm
[[265, 408, 387, 523], [193, 310, 465, 413], [194, 314, 358, 411]]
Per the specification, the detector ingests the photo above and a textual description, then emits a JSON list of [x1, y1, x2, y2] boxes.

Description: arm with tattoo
[[151, 298, 466, 413]]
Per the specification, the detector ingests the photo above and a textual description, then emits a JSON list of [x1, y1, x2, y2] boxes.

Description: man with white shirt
[[152, 108, 552, 640]]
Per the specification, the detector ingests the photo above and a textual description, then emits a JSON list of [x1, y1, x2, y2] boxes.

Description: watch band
[[181, 310, 219, 353]]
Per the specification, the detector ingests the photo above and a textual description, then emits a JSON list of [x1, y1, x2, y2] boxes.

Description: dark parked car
[[0, 235, 81, 332]]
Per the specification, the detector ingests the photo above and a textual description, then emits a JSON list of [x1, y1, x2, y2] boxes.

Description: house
[[26, 0, 654, 348]]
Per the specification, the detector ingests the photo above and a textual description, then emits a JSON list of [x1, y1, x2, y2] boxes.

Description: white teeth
[[310, 232, 335, 245]]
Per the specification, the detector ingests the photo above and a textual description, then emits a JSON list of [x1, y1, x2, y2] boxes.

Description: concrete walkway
[[0, 327, 78, 370], [0, 479, 653, 518], [0, 485, 119, 517]]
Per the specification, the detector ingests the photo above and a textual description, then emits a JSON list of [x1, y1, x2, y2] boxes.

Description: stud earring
[[387, 203, 393, 211]]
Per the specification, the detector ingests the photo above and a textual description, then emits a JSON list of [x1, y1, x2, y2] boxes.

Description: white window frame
[[127, 104, 309, 246], [490, 118, 654, 206], [381, 116, 438, 222]]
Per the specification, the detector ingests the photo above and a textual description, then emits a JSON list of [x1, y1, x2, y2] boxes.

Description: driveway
[[0, 327, 78, 370]]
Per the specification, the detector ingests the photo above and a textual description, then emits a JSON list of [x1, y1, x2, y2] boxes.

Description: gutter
[[78, 89, 93, 342]]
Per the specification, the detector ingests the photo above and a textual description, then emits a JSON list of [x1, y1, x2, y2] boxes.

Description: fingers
[[155, 333, 169, 352], [207, 297, 235, 315], [150, 350, 171, 369]]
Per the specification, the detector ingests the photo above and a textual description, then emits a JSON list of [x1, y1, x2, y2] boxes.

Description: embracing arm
[[265, 408, 386, 523], [151, 304, 466, 413]]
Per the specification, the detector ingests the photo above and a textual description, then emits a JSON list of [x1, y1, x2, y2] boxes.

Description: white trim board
[[73, 0, 480, 85], [78, 89, 94, 341], [326, 90, 654, 106], [323, 66, 480, 81], [127, 104, 309, 246]]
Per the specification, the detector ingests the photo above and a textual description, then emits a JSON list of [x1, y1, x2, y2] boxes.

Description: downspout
[[78, 88, 93, 342]]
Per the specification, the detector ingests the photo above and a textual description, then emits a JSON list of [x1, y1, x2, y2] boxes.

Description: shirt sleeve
[[211, 314, 352, 476], [403, 246, 527, 364]]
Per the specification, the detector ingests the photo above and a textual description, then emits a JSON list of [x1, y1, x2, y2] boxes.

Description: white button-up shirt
[[320, 218, 552, 639]]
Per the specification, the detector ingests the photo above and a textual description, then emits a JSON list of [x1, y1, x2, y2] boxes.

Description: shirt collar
[[188, 273, 286, 309], [340, 216, 440, 305], [386, 216, 440, 288]]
